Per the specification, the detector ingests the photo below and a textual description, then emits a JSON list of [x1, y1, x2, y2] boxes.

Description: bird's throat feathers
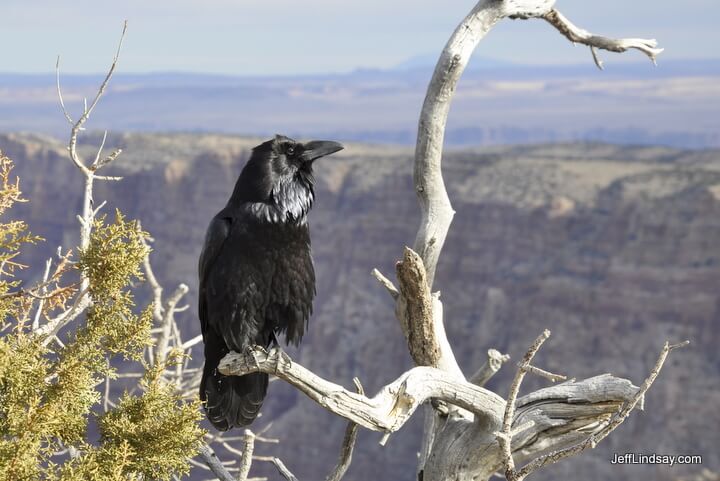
[[231, 170, 315, 224]]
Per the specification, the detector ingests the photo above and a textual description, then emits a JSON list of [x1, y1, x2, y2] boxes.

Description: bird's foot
[[268, 346, 292, 371], [244, 345, 266, 371]]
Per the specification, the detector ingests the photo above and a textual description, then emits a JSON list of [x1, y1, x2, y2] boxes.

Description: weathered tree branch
[[217, 341, 688, 481], [542, 9, 664, 69], [371, 268, 399, 300], [154, 282, 190, 365], [470, 349, 511, 387], [509, 340, 689, 480], [325, 378, 363, 481], [396, 248, 441, 367], [219, 347, 504, 433], [217, 343, 674, 459], [236, 430, 255, 481], [271, 458, 299, 481], [395, 248, 464, 378], [498, 330, 552, 479], [198, 444, 236, 481]]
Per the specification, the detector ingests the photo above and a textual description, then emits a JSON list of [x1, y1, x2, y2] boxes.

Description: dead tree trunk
[[221, 2, 683, 481]]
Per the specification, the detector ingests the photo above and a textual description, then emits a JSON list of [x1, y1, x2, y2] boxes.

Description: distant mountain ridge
[[1, 57, 718, 148]]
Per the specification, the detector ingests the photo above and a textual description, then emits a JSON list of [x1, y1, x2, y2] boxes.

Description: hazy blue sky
[[1, 0, 718, 75]]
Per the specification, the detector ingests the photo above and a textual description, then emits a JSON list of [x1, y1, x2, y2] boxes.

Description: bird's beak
[[301, 140, 344, 162]]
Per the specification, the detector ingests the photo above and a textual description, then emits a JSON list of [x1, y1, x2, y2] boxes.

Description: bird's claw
[[279, 349, 292, 367], [244, 345, 266, 371], [268, 346, 292, 370]]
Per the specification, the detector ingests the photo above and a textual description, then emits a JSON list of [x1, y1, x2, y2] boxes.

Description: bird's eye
[[286, 145, 295, 156]]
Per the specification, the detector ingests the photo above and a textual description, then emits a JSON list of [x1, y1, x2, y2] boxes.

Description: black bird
[[198, 135, 343, 430]]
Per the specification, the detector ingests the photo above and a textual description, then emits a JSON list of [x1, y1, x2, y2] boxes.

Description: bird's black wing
[[198, 212, 269, 430], [198, 214, 231, 341], [202, 213, 278, 351]]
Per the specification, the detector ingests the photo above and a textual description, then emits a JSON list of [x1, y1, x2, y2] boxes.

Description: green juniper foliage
[[0, 152, 204, 480]]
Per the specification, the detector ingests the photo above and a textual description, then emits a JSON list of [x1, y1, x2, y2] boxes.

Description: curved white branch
[[218, 347, 505, 433], [414, 2, 502, 288], [412, 0, 664, 288], [408, 3, 664, 477], [218, 345, 672, 481]]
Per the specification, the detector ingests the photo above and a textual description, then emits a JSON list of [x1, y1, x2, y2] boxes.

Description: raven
[[198, 135, 343, 430]]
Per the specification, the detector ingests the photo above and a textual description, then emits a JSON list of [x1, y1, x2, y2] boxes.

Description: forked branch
[[498, 336, 689, 481], [35, 21, 129, 345]]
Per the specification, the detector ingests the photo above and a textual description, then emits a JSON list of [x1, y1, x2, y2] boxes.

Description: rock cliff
[[2, 132, 718, 481]]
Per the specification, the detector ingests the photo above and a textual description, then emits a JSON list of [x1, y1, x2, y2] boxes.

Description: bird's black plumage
[[198, 135, 343, 430]]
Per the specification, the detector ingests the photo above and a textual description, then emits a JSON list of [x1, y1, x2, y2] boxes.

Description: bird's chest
[[217, 221, 313, 300]]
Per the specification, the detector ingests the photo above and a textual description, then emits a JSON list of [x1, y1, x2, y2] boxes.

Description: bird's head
[[230, 135, 344, 223]]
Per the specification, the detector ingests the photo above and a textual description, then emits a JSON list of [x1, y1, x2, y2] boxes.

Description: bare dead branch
[[325, 377, 364, 481], [103, 358, 111, 412], [470, 349, 511, 387], [522, 364, 567, 383], [394, 248, 464, 378], [502, 340, 689, 481], [41, 23, 130, 350], [181, 334, 204, 350], [590, 46, 604, 70], [497, 330, 551, 478], [55, 56, 74, 126], [543, 9, 664, 67], [155, 283, 190, 364], [371, 268, 399, 300], [271, 458, 299, 481], [396, 248, 440, 367], [198, 444, 236, 481], [408, 4, 665, 474], [218, 347, 504, 433], [92, 200, 107, 217], [94, 149, 123, 172], [140, 225, 164, 322], [93, 173, 124, 181], [31, 258, 53, 330], [58, 21, 128, 251], [91, 130, 108, 168], [37, 287, 90, 343], [237, 430, 255, 481], [76, 21, 128, 130], [219, 341, 657, 481], [520, 340, 688, 479], [412, 0, 547, 287]]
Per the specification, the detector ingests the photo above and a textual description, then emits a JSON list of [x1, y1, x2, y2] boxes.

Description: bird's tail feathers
[[201, 364, 268, 430]]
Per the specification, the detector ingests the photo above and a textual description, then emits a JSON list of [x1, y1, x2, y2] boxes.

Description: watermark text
[[611, 453, 702, 467]]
